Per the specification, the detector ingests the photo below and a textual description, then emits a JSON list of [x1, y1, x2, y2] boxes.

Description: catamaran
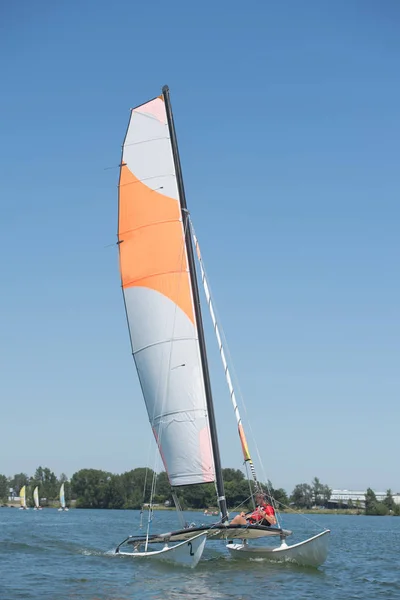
[[19, 485, 29, 510], [58, 483, 69, 511], [33, 486, 42, 510], [114, 86, 330, 567]]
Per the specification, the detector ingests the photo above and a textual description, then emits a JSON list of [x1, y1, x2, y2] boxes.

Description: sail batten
[[118, 95, 215, 488]]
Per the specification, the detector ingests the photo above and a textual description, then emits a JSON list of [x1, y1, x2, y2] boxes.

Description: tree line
[[0, 467, 70, 507], [364, 488, 400, 516], [1, 467, 398, 516]]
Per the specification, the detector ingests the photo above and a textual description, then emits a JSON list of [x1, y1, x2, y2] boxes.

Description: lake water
[[1, 508, 399, 599]]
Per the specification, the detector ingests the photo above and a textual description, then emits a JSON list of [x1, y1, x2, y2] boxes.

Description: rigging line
[[222, 339, 281, 524], [270, 497, 324, 531], [189, 219, 284, 528], [230, 492, 257, 515], [171, 490, 186, 528], [140, 432, 155, 529], [145, 471, 158, 552], [189, 219, 260, 488], [245, 462, 256, 510], [192, 229, 278, 512]]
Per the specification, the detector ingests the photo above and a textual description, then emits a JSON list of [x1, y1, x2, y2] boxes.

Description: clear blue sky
[[1, 1, 399, 494]]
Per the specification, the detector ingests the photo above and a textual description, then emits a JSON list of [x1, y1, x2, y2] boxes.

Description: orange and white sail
[[118, 95, 214, 487]]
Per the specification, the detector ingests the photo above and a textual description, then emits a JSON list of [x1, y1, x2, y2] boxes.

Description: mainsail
[[20, 485, 26, 508], [60, 483, 65, 508], [33, 486, 39, 508], [118, 92, 215, 488]]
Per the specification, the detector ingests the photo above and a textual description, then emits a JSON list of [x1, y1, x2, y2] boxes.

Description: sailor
[[230, 493, 276, 526]]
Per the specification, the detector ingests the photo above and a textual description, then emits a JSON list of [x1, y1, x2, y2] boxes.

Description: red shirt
[[249, 503, 274, 522], [263, 503, 275, 517]]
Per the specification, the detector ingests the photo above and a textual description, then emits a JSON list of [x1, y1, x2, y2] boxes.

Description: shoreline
[[2, 502, 362, 515]]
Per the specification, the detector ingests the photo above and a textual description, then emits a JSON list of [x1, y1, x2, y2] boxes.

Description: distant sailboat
[[58, 483, 69, 511], [19, 485, 28, 510], [33, 486, 42, 510]]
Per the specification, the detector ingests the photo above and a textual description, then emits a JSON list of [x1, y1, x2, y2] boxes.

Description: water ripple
[[0, 509, 399, 599]]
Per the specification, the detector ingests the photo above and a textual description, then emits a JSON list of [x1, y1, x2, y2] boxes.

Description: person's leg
[[230, 513, 248, 525]]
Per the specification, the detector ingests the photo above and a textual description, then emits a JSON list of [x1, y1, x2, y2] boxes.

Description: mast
[[162, 85, 228, 522]]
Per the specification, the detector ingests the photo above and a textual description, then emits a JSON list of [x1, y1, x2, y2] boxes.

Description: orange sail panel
[[118, 96, 215, 487]]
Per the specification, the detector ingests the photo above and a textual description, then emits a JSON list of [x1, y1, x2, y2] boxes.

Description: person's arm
[[263, 505, 276, 525]]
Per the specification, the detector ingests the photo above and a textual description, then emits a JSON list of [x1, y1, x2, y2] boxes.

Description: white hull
[[58, 507, 69, 511], [227, 530, 330, 568], [117, 532, 207, 568], [19, 507, 29, 510]]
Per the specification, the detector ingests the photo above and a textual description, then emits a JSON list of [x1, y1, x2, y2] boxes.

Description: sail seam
[[152, 408, 207, 423], [132, 336, 198, 356], [118, 173, 175, 187], [119, 217, 182, 237], [124, 136, 169, 148], [122, 269, 189, 288]]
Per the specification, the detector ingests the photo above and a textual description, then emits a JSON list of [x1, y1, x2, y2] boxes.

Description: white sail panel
[[118, 96, 215, 487]]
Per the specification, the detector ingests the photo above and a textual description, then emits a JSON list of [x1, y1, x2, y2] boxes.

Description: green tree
[[271, 488, 289, 507], [290, 483, 313, 509], [222, 468, 245, 484], [103, 475, 126, 509], [179, 483, 215, 510], [0, 474, 9, 501], [383, 489, 395, 512], [224, 478, 251, 510], [30, 466, 58, 504], [365, 488, 388, 516], [365, 488, 377, 514], [322, 485, 332, 507], [71, 469, 112, 508], [9, 473, 29, 495], [312, 477, 323, 506], [120, 468, 154, 509], [153, 471, 172, 504], [265, 480, 289, 508]]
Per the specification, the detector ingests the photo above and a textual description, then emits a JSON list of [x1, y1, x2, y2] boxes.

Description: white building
[[329, 489, 400, 507]]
